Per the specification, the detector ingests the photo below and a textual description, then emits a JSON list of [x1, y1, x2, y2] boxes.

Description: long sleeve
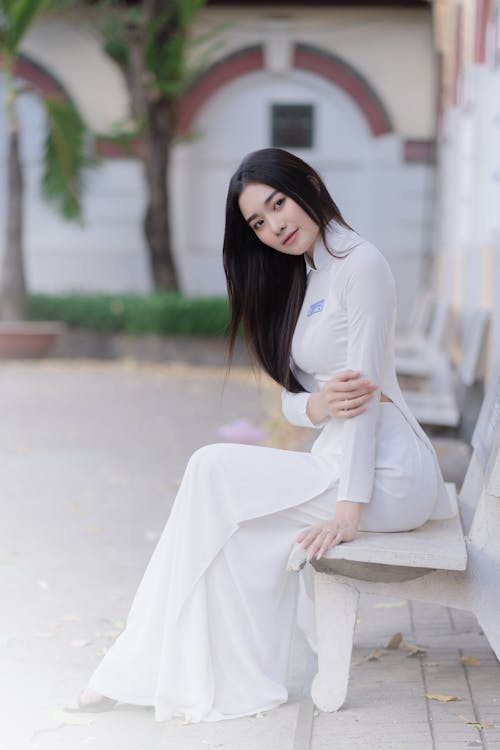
[[281, 361, 326, 429], [281, 389, 321, 428], [337, 246, 396, 503]]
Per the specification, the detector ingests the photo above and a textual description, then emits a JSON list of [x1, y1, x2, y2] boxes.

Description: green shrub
[[29, 293, 231, 336]]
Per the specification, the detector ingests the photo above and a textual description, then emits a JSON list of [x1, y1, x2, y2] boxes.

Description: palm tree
[[0, 0, 93, 321], [95, 0, 209, 291]]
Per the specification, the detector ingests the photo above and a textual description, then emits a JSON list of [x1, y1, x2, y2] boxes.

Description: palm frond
[[100, 6, 145, 72], [146, 29, 185, 95], [0, 0, 54, 56], [145, 4, 226, 98], [41, 97, 96, 223], [174, 0, 206, 28]]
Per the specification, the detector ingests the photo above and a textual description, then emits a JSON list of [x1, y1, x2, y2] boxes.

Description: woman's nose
[[269, 216, 286, 234]]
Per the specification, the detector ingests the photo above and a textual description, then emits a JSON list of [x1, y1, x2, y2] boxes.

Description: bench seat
[[287, 484, 466, 577]]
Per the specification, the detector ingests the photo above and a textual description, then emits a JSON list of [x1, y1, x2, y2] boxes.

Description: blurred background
[[0, 0, 498, 372]]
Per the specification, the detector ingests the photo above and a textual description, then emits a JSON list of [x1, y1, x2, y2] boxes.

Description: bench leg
[[311, 572, 359, 712]]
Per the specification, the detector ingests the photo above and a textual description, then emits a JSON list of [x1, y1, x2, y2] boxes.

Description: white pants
[[88, 404, 438, 721]]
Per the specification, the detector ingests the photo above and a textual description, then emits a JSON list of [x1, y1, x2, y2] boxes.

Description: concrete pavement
[[0, 361, 498, 750]]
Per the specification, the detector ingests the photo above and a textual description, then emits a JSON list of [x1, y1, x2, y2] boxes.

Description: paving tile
[[1, 363, 499, 750]]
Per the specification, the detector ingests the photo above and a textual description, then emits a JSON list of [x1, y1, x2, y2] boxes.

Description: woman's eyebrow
[[245, 190, 279, 224]]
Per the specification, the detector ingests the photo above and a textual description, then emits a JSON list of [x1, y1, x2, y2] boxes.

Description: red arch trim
[[293, 44, 393, 136], [177, 46, 264, 135], [474, 0, 490, 64], [177, 43, 393, 137], [15, 55, 67, 99]]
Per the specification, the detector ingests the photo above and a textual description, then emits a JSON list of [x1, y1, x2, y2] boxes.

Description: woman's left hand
[[296, 501, 362, 560]]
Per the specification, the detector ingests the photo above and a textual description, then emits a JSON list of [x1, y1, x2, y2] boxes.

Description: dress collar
[[304, 237, 331, 271], [304, 221, 363, 272]]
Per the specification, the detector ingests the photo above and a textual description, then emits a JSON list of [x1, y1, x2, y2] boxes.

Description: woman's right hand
[[306, 369, 378, 424]]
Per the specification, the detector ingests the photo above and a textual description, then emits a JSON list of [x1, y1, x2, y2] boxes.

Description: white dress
[[88, 223, 455, 722]]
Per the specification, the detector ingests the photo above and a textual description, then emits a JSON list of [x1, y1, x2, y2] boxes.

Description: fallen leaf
[[386, 632, 403, 650], [461, 655, 481, 666], [100, 618, 125, 630], [46, 709, 95, 726], [405, 644, 429, 657], [373, 601, 407, 609], [458, 715, 495, 729], [425, 693, 459, 702], [69, 639, 92, 648], [100, 631, 121, 640], [14, 444, 30, 454], [366, 649, 382, 661], [468, 720, 494, 729]]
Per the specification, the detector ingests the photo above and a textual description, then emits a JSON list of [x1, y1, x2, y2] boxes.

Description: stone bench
[[402, 308, 489, 428], [395, 298, 451, 379], [287, 373, 500, 712]]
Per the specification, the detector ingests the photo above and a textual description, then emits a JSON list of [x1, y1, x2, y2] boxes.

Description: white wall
[[22, 9, 436, 140], [192, 7, 437, 139], [0, 8, 437, 323], [22, 20, 129, 133], [434, 61, 500, 374], [0, 83, 151, 293]]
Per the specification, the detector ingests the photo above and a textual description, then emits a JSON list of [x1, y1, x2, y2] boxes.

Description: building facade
[[431, 0, 499, 373], [0, 2, 436, 326]]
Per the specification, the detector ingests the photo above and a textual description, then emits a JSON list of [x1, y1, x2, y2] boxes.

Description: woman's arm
[[282, 370, 377, 427], [297, 245, 396, 556], [306, 370, 378, 424], [336, 246, 395, 504]]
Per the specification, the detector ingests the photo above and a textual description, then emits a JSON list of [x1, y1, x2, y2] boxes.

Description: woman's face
[[238, 183, 320, 259]]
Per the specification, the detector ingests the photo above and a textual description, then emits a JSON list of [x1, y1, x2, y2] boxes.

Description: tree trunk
[[126, 9, 179, 292], [1, 122, 27, 321], [143, 97, 178, 291]]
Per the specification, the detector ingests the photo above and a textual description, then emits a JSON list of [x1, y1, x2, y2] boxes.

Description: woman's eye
[[275, 198, 285, 208], [253, 219, 263, 230]]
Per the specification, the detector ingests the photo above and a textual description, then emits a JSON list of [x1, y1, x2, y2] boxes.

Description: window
[[271, 104, 314, 149]]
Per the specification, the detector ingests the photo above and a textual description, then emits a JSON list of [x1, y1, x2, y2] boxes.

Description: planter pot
[[0, 322, 66, 359]]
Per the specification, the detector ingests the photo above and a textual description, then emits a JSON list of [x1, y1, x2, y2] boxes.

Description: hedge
[[29, 293, 231, 336]]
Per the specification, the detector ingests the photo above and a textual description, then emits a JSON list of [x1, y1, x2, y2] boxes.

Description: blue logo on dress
[[307, 299, 325, 317]]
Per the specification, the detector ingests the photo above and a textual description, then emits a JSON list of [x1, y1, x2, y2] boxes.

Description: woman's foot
[[66, 688, 117, 713]]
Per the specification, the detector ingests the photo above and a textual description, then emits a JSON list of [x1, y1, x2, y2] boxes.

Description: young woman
[[74, 148, 454, 721]]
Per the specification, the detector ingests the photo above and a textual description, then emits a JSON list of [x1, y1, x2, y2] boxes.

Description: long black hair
[[223, 148, 351, 393]]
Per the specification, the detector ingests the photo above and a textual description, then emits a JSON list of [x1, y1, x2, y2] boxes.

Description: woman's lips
[[283, 229, 298, 245]]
